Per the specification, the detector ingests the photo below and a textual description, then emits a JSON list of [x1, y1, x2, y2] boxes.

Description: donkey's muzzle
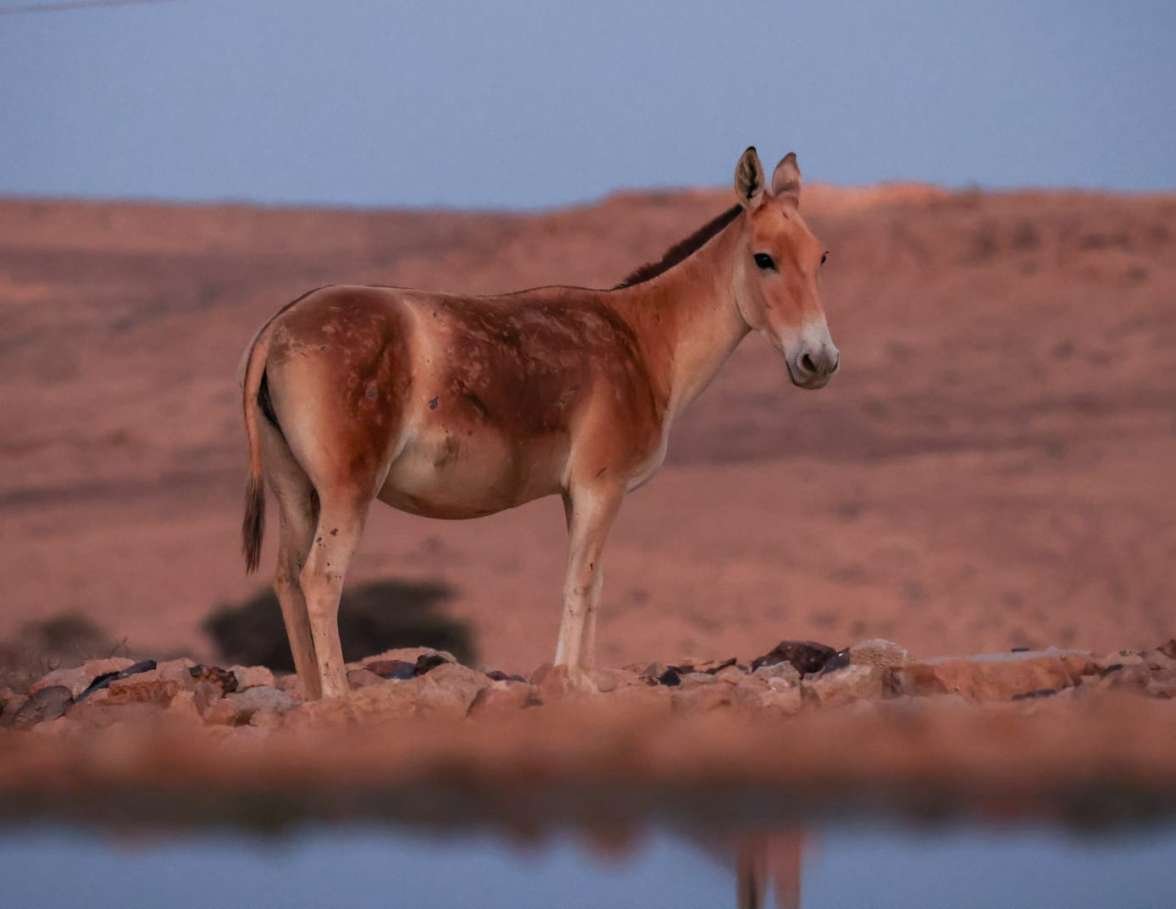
[[789, 344, 840, 389]]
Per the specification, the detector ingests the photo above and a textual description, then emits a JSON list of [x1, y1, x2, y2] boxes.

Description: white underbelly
[[378, 425, 565, 518]]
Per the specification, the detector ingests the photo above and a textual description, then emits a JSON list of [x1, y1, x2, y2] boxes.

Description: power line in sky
[[0, 0, 180, 15]]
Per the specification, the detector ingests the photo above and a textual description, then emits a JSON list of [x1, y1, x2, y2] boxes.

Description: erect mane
[[613, 204, 743, 289]]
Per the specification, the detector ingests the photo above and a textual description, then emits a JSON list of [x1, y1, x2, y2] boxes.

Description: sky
[[2, 0, 1175, 209]]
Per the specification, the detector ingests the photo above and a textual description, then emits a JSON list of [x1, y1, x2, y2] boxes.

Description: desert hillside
[[1, 185, 1173, 670]]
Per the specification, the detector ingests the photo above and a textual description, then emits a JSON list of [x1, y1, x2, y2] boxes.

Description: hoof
[[530, 663, 599, 700], [318, 673, 351, 701]]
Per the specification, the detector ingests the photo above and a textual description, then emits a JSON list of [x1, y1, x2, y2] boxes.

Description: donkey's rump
[[264, 286, 415, 498]]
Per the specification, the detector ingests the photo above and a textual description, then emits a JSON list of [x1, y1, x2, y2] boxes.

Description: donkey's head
[[731, 147, 839, 389]]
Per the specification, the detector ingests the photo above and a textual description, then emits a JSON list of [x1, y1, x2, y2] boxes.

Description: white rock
[[30, 658, 134, 698]]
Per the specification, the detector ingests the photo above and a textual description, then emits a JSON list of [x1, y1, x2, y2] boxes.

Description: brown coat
[[240, 147, 838, 699]]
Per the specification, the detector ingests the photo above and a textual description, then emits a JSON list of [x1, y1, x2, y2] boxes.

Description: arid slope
[[1, 185, 1173, 669]]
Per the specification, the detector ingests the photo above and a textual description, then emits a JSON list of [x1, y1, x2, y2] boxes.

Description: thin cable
[[0, 0, 181, 15]]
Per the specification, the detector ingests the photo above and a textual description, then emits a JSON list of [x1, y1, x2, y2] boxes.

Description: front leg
[[554, 481, 624, 674]]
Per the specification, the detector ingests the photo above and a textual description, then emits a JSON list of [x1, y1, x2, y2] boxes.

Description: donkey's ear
[[734, 146, 766, 209], [771, 152, 801, 206]]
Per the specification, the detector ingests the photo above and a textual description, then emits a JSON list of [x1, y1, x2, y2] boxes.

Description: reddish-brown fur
[[240, 147, 839, 699]]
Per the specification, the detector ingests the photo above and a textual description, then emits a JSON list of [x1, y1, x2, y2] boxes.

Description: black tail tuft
[[242, 475, 265, 573]]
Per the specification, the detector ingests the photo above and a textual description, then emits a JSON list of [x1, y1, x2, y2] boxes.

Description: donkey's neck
[[610, 217, 749, 425]]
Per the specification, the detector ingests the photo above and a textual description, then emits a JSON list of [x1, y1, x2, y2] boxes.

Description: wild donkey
[[240, 147, 838, 699]]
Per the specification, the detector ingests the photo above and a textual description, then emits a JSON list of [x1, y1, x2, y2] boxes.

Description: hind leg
[[262, 320, 406, 699], [261, 421, 322, 699], [299, 490, 371, 699]]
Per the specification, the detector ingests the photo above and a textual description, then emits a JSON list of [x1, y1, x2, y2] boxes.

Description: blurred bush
[[204, 579, 474, 671], [0, 612, 123, 691]]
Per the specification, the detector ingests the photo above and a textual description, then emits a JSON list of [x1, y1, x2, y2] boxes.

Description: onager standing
[[240, 147, 838, 699]]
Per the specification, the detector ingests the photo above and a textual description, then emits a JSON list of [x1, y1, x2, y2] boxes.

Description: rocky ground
[[3, 639, 1175, 831]]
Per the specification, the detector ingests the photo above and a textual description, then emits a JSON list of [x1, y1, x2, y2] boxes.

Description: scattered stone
[[691, 657, 739, 675], [590, 668, 639, 693], [803, 664, 892, 707], [30, 658, 135, 698], [414, 653, 450, 675], [1095, 660, 1176, 699], [76, 659, 158, 702], [530, 663, 598, 700], [1149, 679, 1176, 699], [1158, 639, 1176, 661], [289, 679, 418, 727], [752, 661, 802, 684], [231, 665, 276, 690], [91, 677, 180, 707], [672, 684, 734, 713], [730, 682, 766, 710], [889, 661, 948, 696], [347, 668, 386, 689], [364, 659, 417, 680], [363, 651, 451, 681], [276, 673, 306, 698], [85, 659, 199, 698], [468, 682, 538, 718], [416, 662, 491, 716], [152, 658, 199, 686], [1092, 649, 1140, 677], [0, 686, 24, 717], [165, 690, 203, 724], [652, 657, 740, 684], [751, 641, 841, 675], [760, 681, 804, 716], [193, 680, 230, 714], [680, 671, 718, 687], [66, 698, 171, 730], [485, 669, 528, 683], [7, 685, 73, 729], [360, 647, 456, 673], [188, 665, 239, 696], [848, 639, 910, 669], [10, 639, 1171, 733], [714, 665, 747, 684], [656, 667, 683, 687], [1011, 688, 1061, 701], [891, 650, 1099, 701], [204, 686, 298, 726], [637, 662, 668, 683]]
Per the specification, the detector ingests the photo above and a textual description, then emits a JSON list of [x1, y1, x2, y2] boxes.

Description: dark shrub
[[204, 579, 474, 670]]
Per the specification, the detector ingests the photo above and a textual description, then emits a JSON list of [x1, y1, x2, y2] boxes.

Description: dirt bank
[[3, 641, 1174, 832]]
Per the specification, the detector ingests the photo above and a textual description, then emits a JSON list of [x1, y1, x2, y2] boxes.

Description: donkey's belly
[[377, 423, 567, 519]]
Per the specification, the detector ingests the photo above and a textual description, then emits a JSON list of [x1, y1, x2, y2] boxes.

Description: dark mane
[[613, 204, 743, 289]]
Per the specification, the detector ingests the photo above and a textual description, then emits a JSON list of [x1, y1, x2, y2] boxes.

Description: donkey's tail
[[240, 323, 274, 574], [238, 287, 328, 573]]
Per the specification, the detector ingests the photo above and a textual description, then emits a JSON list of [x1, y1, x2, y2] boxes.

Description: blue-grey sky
[[2, 0, 1174, 209]]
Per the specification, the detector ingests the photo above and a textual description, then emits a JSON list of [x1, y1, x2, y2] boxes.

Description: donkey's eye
[[753, 253, 776, 271], [821, 251, 829, 266]]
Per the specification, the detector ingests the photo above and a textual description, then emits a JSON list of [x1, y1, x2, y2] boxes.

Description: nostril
[[800, 352, 816, 374]]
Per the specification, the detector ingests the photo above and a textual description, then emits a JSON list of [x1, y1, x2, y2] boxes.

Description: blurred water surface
[[1, 821, 1174, 909]]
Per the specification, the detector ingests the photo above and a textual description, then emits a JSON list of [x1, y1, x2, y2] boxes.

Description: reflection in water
[[1, 823, 1175, 908], [735, 833, 804, 909]]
